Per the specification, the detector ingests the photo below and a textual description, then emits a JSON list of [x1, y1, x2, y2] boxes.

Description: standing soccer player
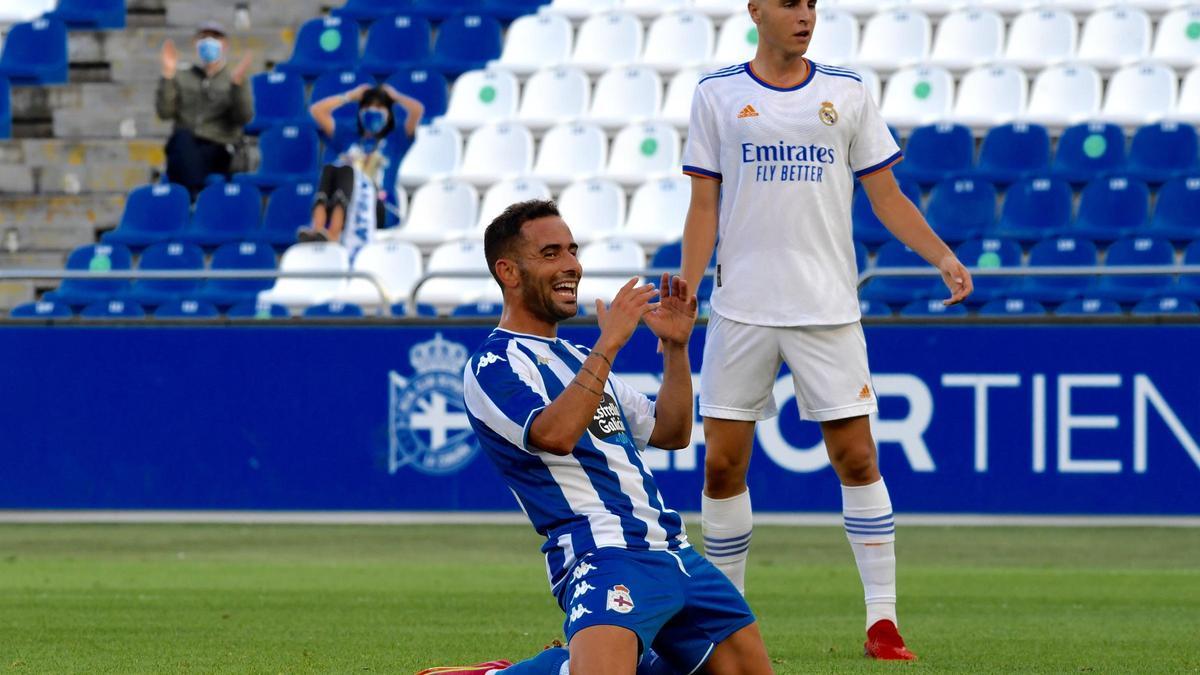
[[680, 0, 973, 661]]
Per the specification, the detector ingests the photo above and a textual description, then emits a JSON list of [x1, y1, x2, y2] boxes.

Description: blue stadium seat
[[978, 298, 1049, 317], [227, 301, 291, 318], [974, 123, 1051, 186], [194, 241, 278, 308], [181, 182, 263, 247], [954, 238, 1022, 303], [648, 240, 717, 271], [451, 301, 503, 317], [482, 0, 551, 21], [303, 301, 366, 318], [1055, 298, 1123, 317], [427, 13, 503, 77], [10, 300, 73, 319], [0, 19, 68, 85], [233, 125, 320, 191], [1013, 237, 1100, 304], [154, 299, 220, 319], [852, 179, 922, 247], [860, 241, 941, 305], [391, 302, 439, 317], [0, 76, 11, 139], [899, 299, 969, 317], [1066, 176, 1150, 243], [44, 243, 134, 307], [991, 177, 1073, 243], [80, 299, 145, 320], [256, 181, 316, 248], [360, 15, 432, 77], [332, 0, 415, 21], [892, 123, 973, 187], [1146, 176, 1200, 243], [1051, 123, 1126, 186], [1180, 240, 1200, 299], [44, 0, 125, 30], [310, 69, 376, 127], [278, 17, 362, 79], [1092, 237, 1176, 303], [1125, 122, 1200, 185], [854, 239, 867, 275], [409, 0, 484, 21], [386, 69, 449, 121], [1131, 295, 1200, 316], [124, 242, 206, 308], [925, 178, 997, 243], [245, 72, 310, 134], [858, 299, 892, 317], [101, 183, 191, 248]]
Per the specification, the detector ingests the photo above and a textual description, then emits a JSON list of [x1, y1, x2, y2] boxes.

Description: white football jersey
[[682, 60, 901, 326]]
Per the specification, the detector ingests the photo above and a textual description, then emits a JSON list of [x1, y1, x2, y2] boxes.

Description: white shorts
[[698, 312, 878, 423]]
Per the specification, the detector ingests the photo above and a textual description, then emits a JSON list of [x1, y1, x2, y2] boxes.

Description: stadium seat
[[43, 0, 125, 29], [857, 9, 932, 72], [589, 65, 663, 129], [955, 237, 1023, 303], [518, 66, 590, 131], [1100, 63, 1178, 127], [458, 122, 534, 186], [234, 125, 319, 191], [124, 242, 206, 308], [1152, 7, 1200, 70], [1077, 7, 1152, 70], [443, 69, 519, 132], [662, 68, 702, 130], [0, 18, 68, 85], [860, 241, 942, 304], [1025, 63, 1104, 129], [852, 178, 922, 247], [303, 302, 366, 318], [577, 238, 647, 306], [386, 69, 450, 121], [10, 299, 73, 319], [1003, 8, 1078, 70], [331, 0, 415, 21], [390, 301, 439, 317], [417, 239, 497, 307], [624, 175, 690, 246], [929, 8, 1005, 71], [1178, 240, 1200, 299], [899, 299, 969, 317], [925, 178, 997, 243], [1055, 297, 1123, 317], [712, 13, 758, 67], [481, 0, 552, 22], [0, 77, 10, 139], [181, 183, 263, 248], [388, 178, 479, 246], [620, 0, 691, 19], [101, 183, 190, 248], [558, 178, 627, 243], [451, 301, 504, 317], [978, 297, 1048, 316], [0, 0, 54, 24], [892, 123, 972, 187], [1051, 122, 1127, 185], [428, 14, 503, 78], [278, 17, 362, 79], [1125, 122, 1200, 185], [805, 10, 859, 66], [950, 65, 1027, 129], [492, 13, 572, 76], [360, 15, 432, 77], [227, 301, 290, 319], [974, 123, 1050, 185], [1131, 295, 1200, 316], [606, 122, 681, 187], [693, 0, 742, 18], [331, 240, 423, 308], [80, 300, 145, 320], [258, 242, 351, 310], [547, 0, 618, 20], [398, 123, 463, 188], [1093, 236, 1177, 303], [992, 177, 1073, 243], [245, 72, 309, 135], [1068, 176, 1151, 242], [155, 299, 220, 319], [192, 241, 278, 309], [476, 177, 552, 231], [310, 69, 375, 130], [256, 182, 316, 248], [1014, 237, 1100, 303], [532, 122, 607, 187], [44, 243, 134, 308], [642, 11, 714, 74], [572, 11, 643, 74], [1146, 176, 1200, 243], [858, 299, 892, 317], [880, 65, 955, 129]]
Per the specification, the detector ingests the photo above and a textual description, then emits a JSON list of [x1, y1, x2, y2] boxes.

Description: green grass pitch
[[1, 524, 1198, 673]]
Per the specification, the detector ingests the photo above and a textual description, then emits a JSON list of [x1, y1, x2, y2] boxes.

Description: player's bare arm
[[680, 176, 721, 295], [861, 167, 974, 305], [643, 273, 699, 450]]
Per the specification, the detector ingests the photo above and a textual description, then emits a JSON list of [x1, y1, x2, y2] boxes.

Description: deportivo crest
[[389, 333, 478, 475], [606, 584, 635, 614], [819, 101, 839, 126]]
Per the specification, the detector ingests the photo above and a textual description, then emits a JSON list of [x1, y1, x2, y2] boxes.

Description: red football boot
[[415, 660, 513, 675], [864, 620, 917, 661]]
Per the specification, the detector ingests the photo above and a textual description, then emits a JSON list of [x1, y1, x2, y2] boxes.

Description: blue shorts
[[555, 546, 756, 673]]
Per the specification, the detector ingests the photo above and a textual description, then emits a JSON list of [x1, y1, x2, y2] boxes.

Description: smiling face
[[749, 0, 819, 59], [503, 216, 582, 324]]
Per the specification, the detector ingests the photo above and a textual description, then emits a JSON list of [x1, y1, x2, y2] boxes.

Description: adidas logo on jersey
[[737, 104, 759, 119], [858, 384, 872, 400]]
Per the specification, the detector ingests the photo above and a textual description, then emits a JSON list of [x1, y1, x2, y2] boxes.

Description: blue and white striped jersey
[[463, 328, 689, 593]]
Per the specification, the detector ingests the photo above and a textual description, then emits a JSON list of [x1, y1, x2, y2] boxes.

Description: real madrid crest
[[819, 100, 839, 126], [388, 333, 479, 475]]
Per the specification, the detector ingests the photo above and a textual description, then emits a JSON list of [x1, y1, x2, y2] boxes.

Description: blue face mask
[[197, 37, 223, 65], [360, 108, 388, 135]]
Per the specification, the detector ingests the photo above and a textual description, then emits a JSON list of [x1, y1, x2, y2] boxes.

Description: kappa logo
[[858, 384, 872, 400], [572, 581, 596, 601], [737, 104, 759, 119], [606, 584, 635, 614], [572, 561, 597, 582], [569, 604, 593, 624], [475, 352, 506, 375]]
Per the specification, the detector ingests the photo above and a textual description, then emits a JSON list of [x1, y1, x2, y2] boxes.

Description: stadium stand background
[[0, 0, 1198, 319]]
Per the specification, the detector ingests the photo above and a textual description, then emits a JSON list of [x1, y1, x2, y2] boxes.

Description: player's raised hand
[[938, 254, 973, 306], [595, 277, 657, 353], [644, 273, 697, 348]]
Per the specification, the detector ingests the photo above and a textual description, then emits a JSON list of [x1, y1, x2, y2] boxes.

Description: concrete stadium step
[[0, 194, 127, 230], [0, 139, 164, 170], [70, 28, 294, 80], [164, 0, 322, 31], [0, 162, 154, 194], [9, 84, 160, 125], [53, 109, 172, 140]]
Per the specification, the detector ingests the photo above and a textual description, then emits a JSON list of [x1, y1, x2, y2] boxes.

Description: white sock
[[701, 489, 752, 594], [842, 479, 898, 631]]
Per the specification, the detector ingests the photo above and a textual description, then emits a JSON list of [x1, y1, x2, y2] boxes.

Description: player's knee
[[832, 444, 879, 485], [704, 451, 749, 493]]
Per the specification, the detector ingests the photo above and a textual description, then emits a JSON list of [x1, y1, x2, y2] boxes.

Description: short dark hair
[[357, 86, 397, 139], [483, 200, 561, 286]]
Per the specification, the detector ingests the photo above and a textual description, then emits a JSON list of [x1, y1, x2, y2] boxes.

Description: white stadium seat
[[1101, 63, 1179, 127], [662, 68, 703, 129], [331, 240, 424, 309], [475, 177, 553, 232], [571, 11, 643, 74], [1152, 7, 1200, 70], [905, 0, 963, 15], [857, 9, 932, 71], [1003, 8, 1078, 70], [386, 178, 479, 247], [621, 0, 693, 19], [518, 66, 591, 131], [545, 0, 618, 21], [398, 123, 463, 188], [973, 0, 1036, 14], [458, 122, 535, 187], [880, 65, 954, 129], [258, 242, 350, 311], [493, 13, 573, 76], [858, 66, 882, 105], [442, 69, 519, 131], [1077, 7, 1152, 70], [825, 0, 906, 14], [418, 239, 498, 308], [533, 122, 608, 187], [607, 121, 682, 186], [805, 10, 859, 67], [624, 176, 691, 246], [642, 11, 715, 74], [577, 238, 648, 307], [1173, 66, 1200, 124], [693, 0, 742, 19], [588, 65, 663, 129], [712, 13, 758, 68], [929, 8, 1005, 71], [951, 64, 1028, 129], [558, 178, 627, 243], [0, 0, 54, 24], [1024, 63, 1103, 128]]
